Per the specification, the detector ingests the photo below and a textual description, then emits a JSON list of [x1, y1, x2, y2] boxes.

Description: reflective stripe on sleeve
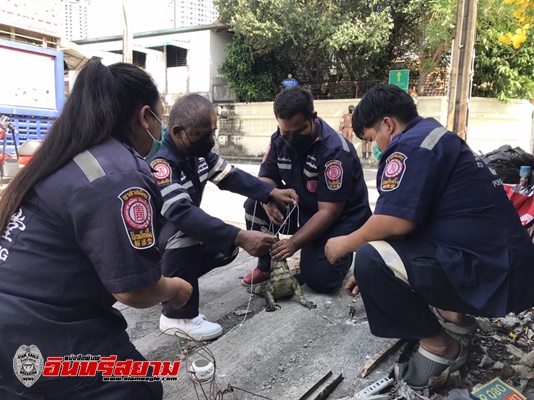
[[420, 127, 447, 150], [161, 192, 193, 215], [73, 151, 106, 182]]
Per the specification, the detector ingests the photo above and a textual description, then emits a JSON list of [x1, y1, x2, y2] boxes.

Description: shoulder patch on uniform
[[150, 159, 172, 186], [381, 152, 407, 192], [306, 180, 318, 193], [118, 187, 155, 250], [325, 160, 343, 190]]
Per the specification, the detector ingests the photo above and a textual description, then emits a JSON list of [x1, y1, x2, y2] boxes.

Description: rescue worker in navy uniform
[[242, 86, 372, 292], [325, 84, 534, 388], [0, 60, 192, 399], [147, 94, 298, 341]]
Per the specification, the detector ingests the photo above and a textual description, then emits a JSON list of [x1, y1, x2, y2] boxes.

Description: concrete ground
[[117, 162, 403, 400]]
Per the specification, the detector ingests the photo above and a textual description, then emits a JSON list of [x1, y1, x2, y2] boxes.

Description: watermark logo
[[13, 345, 44, 387], [13, 346, 181, 385]]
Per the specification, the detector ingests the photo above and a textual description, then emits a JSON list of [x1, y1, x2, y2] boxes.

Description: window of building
[[166, 45, 187, 68], [133, 50, 146, 68]]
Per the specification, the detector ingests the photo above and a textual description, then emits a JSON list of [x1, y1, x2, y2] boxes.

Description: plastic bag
[[481, 145, 534, 184]]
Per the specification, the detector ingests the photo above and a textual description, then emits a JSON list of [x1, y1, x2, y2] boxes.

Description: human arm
[[113, 276, 192, 309], [150, 157, 242, 255], [324, 214, 417, 265], [270, 200, 345, 259], [234, 229, 278, 257]]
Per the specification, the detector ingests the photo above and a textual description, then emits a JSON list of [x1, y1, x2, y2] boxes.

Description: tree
[[400, 0, 457, 94], [473, 0, 534, 101], [499, 0, 534, 48], [218, 36, 295, 102], [215, 0, 394, 84], [215, 0, 534, 101]]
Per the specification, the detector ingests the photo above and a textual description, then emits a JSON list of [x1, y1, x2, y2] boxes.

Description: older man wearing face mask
[[147, 94, 297, 341], [242, 86, 371, 293]]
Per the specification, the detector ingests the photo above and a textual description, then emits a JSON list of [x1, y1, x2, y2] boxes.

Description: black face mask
[[188, 134, 215, 157], [282, 132, 314, 155]]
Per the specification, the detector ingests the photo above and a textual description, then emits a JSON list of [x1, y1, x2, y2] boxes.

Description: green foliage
[[474, 0, 534, 101], [215, 0, 534, 102], [218, 36, 295, 102], [216, 0, 396, 83]]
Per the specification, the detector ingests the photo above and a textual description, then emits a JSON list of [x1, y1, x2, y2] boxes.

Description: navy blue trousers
[[161, 243, 238, 319], [354, 240, 493, 339], [244, 198, 353, 293]]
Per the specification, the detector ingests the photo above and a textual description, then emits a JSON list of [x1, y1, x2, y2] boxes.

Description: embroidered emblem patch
[[150, 159, 172, 186], [325, 160, 343, 190], [306, 180, 318, 193], [118, 187, 155, 249], [381, 152, 407, 191]]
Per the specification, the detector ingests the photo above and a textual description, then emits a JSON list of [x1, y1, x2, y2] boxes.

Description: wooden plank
[[358, 339, 403, 378]]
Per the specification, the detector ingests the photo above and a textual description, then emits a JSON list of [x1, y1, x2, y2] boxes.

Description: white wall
[[144, 49, 166, 92], [187, 31, 211, 95], [217, 97, 534, 157], [209, 30, 232, 84]]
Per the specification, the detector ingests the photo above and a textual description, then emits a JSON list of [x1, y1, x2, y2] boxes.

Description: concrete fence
[[217, 97, 534, 157]]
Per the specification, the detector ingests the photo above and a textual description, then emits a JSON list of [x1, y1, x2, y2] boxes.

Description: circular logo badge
[[385, 159, 403, 178], [326, 164, 342, 180], [153, 162, 171, 180], [123, 196, 151, 230], [306, 180, 318, 192]]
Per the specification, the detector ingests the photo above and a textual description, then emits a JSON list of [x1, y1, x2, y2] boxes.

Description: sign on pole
[[389, 70, 410, 92]]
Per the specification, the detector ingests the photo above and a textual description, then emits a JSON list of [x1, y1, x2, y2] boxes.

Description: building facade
[[62, 0, 90, 41], [62, 0, 218, 41]]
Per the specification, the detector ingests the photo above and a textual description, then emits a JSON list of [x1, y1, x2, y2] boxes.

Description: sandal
[[430, 306, 477, 335], [395, 341, 469, 389]]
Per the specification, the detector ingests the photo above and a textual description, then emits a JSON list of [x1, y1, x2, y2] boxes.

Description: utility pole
[[122, 0, 133, 64], [446, 0, 478, 140]]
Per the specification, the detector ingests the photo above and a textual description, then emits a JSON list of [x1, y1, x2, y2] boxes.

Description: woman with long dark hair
[[0, 59, 191, 399]]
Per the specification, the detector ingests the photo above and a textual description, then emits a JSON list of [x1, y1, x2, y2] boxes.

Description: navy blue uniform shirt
[[375, 117, 534, 315], [0, 138, 163, 394], [147, 133, 275, 255], [260, 117, 371, 227]]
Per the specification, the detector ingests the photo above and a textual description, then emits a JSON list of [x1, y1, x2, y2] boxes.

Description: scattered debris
[[298, 370, 343, 400], [359, 339, 403, 378], [233, 309, 253, 316]]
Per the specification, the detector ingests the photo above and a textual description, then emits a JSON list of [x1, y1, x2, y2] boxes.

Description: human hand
[[324, 235, 351, 265], [235, 230, 278, 257], [344, 275, 359, 297], [269, 188, 298, 206], [270, 238, 297, 260], [263, 201, 286, 226], [167, 277, 193, 309]]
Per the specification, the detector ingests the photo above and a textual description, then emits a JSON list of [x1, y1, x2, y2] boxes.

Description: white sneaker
[[159, 314, 223, 341]]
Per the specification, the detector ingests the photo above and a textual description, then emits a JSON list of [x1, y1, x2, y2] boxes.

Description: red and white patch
[[326, 163, 342, 180], [306, 180, 318, 192], [384, 157, 404, 178], [325, 160, 343, 190], [118, 187, 155, 249], [123, 196, 151, 230], [151, 160, 171, 180], [380, 152, 407, 192]]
